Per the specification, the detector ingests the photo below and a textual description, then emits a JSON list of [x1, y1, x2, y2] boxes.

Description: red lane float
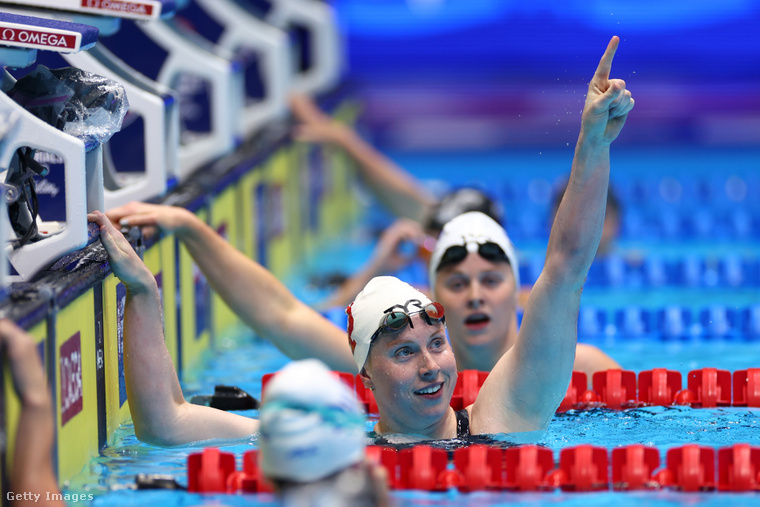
[[261, 367, 760, 413], [638, 369, 682, 406], [188, 444, 760, 494], [733, 368, 760, 407], [593, 370, 638, 409], [666, 445, 716, 491], [356, 380, 379, 414], [261, 370, 356, 400], [558, 372, 602, 412], [450, 370, 488, 411], [187, 448, 236, 493], [366, 446, 399, 488], [504, 445, 555, 491], [559, 445, 609, 491], [396, 446, 449, 491], [687, 368, 731, 408], [612, 445, 660, 490], [718, 444, 760, 491], [453, 445, 505, 491], [238, 450, 274, 493]]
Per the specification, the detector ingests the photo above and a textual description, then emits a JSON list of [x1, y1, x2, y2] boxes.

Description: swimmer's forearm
[[476, 277, 579, 434], [174, 214, 302, 334], [491, 136, 612, 431], [123, 284, 188, 445], [545, 135, 610, 285], [125, 287, 258, 445], [334, 127, 436, 223], [13, 393, 62, 505], [171, 209, 357, 372]]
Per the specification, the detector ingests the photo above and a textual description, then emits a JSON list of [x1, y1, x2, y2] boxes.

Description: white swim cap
[[346, 276, 434, 371], [259, 359, 366, 483], [429, 211, 520, 290]]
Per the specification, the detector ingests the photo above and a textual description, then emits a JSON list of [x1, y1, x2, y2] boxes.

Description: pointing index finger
[[593, 36, 620, 83]]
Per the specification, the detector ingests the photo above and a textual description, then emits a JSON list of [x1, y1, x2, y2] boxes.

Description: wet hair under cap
[[426, 187, 502, 235]]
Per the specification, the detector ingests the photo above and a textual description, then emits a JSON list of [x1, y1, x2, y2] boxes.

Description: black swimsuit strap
[[455, 409, 470, 439]]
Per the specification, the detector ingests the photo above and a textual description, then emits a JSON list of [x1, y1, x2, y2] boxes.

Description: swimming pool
[[66, 335, 760, 506], [65, 147, 760, 506]]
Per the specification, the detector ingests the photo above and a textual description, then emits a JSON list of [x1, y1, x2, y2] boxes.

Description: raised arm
[[472, 36, 634, 434], [104, 203, 356, 373], [0, 319, 65, 507], [290, 94, 437, 223], [90, 211, 258, 446]]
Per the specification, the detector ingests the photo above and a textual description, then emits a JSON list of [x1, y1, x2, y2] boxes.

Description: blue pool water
[[67, 147, 760, 506], [69, 335, 760, 506]]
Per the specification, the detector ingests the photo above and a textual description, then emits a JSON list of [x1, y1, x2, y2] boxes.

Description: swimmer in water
[[331, 33, 633, 439], [0, 319, 65, 507], [100, 35, 632, 444], [324, 209, 620, 380], [68, 218, 386, 499], [317, 187, 501, 310], [427, 211, 621, 377], [260, 359, 388, 507]]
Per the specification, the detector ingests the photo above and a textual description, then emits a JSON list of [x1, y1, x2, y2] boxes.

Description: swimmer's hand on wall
[[88, 211, 156, 294], [105, 202, 195, 238], [581, 36, 635, 145]]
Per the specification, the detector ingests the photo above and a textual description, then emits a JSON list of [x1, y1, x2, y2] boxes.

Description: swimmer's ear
[[358, 367, 373, 390]]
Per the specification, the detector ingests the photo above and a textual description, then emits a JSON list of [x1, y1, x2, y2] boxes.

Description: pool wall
[[0, 94, 361, 490]]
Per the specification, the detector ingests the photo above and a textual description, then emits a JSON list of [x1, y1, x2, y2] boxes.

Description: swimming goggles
[[260, 400, 366, 431], [436, 241, 508, 272], [370, 299, 445, 342]]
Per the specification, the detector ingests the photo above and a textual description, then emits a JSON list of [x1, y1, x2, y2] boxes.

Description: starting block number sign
[[0, 21, 83, 52], [4, 1, 164, 21]]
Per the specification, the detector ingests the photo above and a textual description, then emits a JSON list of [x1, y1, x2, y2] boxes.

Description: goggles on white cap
[[259, 359, 366, 483], [346, 277, 445, 371], [369, 299, 445, 344], [428, 211, 520, 290]]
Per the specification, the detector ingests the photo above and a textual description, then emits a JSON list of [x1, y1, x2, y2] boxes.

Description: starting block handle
[[136, 18, 243, 178], [194, 0, 290, 136], [264, 0, 342, 95]]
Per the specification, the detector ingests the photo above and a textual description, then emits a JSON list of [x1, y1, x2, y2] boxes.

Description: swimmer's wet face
[[428, 212, 521, 370], [435, 252, 518, 364], [347, 276, 441, 372], [363, 312, 457, 436]]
